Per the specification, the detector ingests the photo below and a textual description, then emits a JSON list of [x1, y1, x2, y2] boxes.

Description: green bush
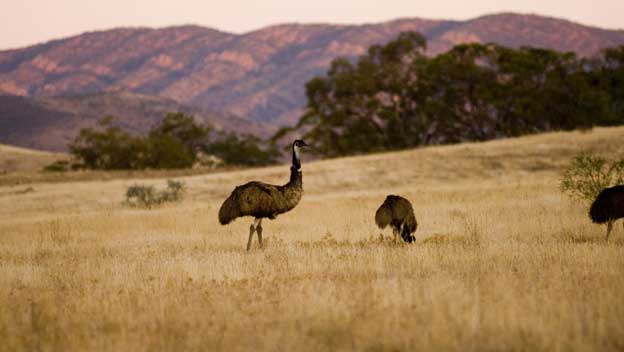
[[125, 179, 186, 208], [160, 179, 185, 202], [43, 160, 71, 172], [560, 152, 624, 203]]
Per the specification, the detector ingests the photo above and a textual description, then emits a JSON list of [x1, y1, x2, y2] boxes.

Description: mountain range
[[1, 12, 624, 151]]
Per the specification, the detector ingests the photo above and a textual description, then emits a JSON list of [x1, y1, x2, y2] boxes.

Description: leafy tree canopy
[[281, 32, 624, 157]]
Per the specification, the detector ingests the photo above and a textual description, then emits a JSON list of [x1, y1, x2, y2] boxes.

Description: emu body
[[589, 185, 624, 240], [375, 195, 418, 243], [218, 140, 308, 250]]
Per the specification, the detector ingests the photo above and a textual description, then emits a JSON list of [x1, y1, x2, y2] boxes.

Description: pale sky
[[1, 0, 623, 50]]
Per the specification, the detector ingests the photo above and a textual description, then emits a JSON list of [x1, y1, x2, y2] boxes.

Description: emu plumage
[[375, 195, 418, 243], [218, 140, 308, 250], [218, 167, 303, 225], [589, 184, 624, 240]]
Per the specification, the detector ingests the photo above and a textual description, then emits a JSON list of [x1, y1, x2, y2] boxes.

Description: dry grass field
[[1, 127, 624, 351]]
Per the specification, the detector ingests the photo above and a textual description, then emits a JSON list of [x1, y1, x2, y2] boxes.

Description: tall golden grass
[[1, 127, 624, 351]]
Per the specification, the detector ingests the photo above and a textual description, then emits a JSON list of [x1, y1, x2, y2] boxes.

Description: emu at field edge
[[218, 140, 309, 250], [589, 185, 624, 240], [375, 195, 418, 243]]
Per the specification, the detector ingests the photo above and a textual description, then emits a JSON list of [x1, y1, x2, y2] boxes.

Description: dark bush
[[43, 160, 71, 172]]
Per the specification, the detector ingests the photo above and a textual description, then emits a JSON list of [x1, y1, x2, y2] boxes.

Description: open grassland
[[1, 127, 624, 351]]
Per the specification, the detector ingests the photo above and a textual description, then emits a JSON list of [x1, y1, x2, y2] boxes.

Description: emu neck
[[287, 166, 302, 189], [287, 144, 302, 189], [292, 145, 301, 170]]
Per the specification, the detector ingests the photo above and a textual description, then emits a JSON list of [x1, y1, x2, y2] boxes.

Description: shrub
[[125, 179, 186, 208], [43, 160, 71, 172], [560, 152, 624, 203], [160, 179, 185, 202]]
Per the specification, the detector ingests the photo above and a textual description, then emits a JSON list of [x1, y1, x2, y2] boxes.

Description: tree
[[282, 32, 621, 158], [70, 113, 209, 170], [69, 116, 147, 169], [295, 32, 428, 156], [418, 43, 502, 143], [149, 112, 210, 154], [589, 46, 624, 124], [206, 132, 280, 166], [143, 112, 210, 169]]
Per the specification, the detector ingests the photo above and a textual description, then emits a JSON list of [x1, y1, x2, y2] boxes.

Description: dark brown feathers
[[218, 167, 303, 225], [375, 195, 417, 243], [218, 190, 241, 225], [589, 185, 624, 224]]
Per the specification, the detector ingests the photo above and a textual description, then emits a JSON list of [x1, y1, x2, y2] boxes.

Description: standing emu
[[589, 185, 624, 240], [375, 195, 418, 243], [218, 140, 310, 250]]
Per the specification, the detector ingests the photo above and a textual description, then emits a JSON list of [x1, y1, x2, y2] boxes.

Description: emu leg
[[246, 224, 256, 251], [247, 218, 262, 251], [256, 218, 263, 248], [392, 227, 400, 242], [606, 221, 613, 241]]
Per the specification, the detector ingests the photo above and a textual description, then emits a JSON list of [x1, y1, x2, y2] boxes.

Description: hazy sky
[[1, 0, 622, 50]]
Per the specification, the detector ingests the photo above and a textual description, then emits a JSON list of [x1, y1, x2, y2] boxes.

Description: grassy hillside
[[0, 143, 67, 173], [1, 127, 623, 351]]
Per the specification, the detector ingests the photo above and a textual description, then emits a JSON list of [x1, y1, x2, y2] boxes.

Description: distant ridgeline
[[276, 32, 624, 157]]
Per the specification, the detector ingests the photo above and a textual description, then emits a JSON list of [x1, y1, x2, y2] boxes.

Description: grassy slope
[[0, 143, 67, 173], [1, 127, 624, 351]]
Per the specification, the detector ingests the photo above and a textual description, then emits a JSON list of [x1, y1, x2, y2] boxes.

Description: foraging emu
[[375, 195, 418, 243], [218, 140, 309, 250], [589, 185, 624, 240]]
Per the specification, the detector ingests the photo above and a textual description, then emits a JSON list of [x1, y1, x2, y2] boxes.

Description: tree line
[[69, 113, 280, 170], [276, 32, 624, 157]]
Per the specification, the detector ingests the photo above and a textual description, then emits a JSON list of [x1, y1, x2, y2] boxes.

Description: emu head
[[402, 233, 416, 243], [292, 139, 310, 169]]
